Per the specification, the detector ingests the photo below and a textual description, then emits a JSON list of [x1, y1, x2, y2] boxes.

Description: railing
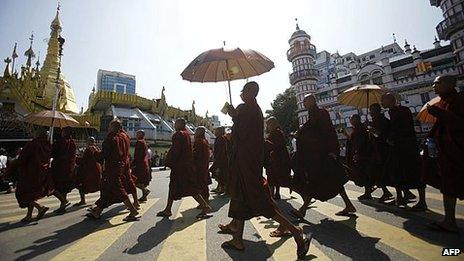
[[287, 44, 317, 61], [436, 10, 464, 40], [289, 69, 319, 85]]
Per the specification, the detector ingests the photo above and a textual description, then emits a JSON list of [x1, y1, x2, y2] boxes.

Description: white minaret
[[287, 19, 319, 125]]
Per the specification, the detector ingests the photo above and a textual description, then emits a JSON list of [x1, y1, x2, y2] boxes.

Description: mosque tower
[[287, 19, 319, 125], [39, 5, 78, 113]]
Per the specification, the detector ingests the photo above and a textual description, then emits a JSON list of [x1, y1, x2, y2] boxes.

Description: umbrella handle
[[228, 80, 232, 105]]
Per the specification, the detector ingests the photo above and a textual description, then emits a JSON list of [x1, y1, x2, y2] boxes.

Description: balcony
[[287, 44, 317, 61], [289, 69, 319, 85], [436, 10, 464, 41]]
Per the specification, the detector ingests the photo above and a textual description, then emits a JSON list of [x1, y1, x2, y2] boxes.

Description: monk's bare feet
[[36, 206, 49, 220], [295, 227, 312, 259], [218, 223, 237, 234], [21, 216, 33, 223], [54, 201, 70, 214], [221, 239, 245, 251], [133, 202, 141, 210], [378, 192, 394, 203], [335, 205, 356, 216], [123, 210, 140, 221], [428, 221, 459, 233]]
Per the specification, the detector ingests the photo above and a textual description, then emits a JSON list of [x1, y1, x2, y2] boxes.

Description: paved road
[[0, 169, 463, 260]]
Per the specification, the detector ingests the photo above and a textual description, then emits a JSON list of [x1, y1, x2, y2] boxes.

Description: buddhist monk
[[219, 82, 310, 259], [289, 94, 356, 219], [426, 75, 464, 233], [264, 117, 292, 200], [120, 130, 140, 210], [50, 127, 77, 214], [368, 103, 393, 202], [381, 93, 426, 209], [74, 137, 102, 206], [157, 118, 211, 218], [132, 130, 151, 202], [193, 126, 211, 206], [210, 126, 228, 194], [15, 129, 64, 222], [346, 114, 373, 199], [87, 119, 139, 221]]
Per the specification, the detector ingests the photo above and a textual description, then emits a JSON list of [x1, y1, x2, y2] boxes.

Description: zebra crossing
[[0, 177, 463, 261]]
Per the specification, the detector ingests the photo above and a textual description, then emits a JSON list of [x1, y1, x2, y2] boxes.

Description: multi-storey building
[[288, 23, 461, 139], [97, 69, 136, 95]]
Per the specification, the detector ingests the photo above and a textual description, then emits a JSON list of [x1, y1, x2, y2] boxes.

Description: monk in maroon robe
[[87, 119, 139, 221], [157, 118, 211, 218], [50, 127, 77, 213], [346, 114, 372, 199], [132, 130, 151, 202], [15, 130, 58, 222], [426, 75, 464, 233], [75, 137, 102, 206], [264, 117, 292, 199], [210, 127, 228, 194], [290, 94, 355, 219], [120, 130, 140, 210], [368, 103, 394, 202], [381, 93, 426, 208], [193, 127, 211, 205], [219, 82, 310, 259]]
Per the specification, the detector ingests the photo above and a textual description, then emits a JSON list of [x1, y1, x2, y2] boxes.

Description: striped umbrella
[[24, 110, 79, 128], [181, 47, 274, 105]]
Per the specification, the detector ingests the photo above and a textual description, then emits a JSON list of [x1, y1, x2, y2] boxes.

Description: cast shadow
[[222, 239, 273, 261], [14, 205, 126, 261]]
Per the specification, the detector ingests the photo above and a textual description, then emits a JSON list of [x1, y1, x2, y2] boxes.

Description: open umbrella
[[417, 96, 441, 124], [181, 47, 274, 105], [337, 85, 385, 121], [24, 110, 79, 128]]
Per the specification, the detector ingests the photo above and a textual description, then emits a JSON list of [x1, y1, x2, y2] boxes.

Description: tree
[[265, 87, 298, 135]]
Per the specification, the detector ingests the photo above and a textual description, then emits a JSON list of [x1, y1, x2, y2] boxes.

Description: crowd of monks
[[3, 75, 463, 259]]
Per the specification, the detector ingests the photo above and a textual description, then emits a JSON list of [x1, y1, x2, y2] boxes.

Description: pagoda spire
[[3, 57, 12, 77], [24, 33, 35, 68]]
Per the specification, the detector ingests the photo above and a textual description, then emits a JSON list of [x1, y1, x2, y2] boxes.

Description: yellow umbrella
[[181, 47, 274, 104], [337, 85, 385, 109], [24, 110, 79, 128], [417, 96, 441, 124]]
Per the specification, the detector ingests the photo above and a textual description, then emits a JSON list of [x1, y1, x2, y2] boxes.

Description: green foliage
[[265, 88, 298, 135]]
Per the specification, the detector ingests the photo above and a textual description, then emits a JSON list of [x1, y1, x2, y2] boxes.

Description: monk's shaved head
[[433, 75, 457, 97], [381, 92, 397, 108], [242, 81, 259, 98], [175, 118, 186, 131], [303, 94, 317, 109]]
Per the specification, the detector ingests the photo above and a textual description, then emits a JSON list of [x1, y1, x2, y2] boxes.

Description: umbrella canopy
[[337, 85, 385, 109], [24, 110, 80, 128], [181, 47, 274, 82], [417, 96, 441, 124]]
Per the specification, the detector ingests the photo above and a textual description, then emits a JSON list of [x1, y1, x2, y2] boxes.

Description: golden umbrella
[[417, 96, 441, 124], [181, 46, 274, 105], [338, 85, 386, 121], [24, 110, 80, 128]]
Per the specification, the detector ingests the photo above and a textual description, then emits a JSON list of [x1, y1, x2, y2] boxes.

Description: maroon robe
[[368, 114, 391, 186], [193, 138, 211, 200], [346, 124, 371, 187], [429, 90, 464, 199], [95, 130, 131, 209], [209, 135, 229, 185], [293, 107, 348, 201], [50, 135, 77, 194], [264, 128, 291, 187], [132, 139, 151, 186], [76, 145, 102, 194], [121, 131, 137, 195], [383, 106, 423, 189], [15, 135, 54, 208], [166, 129, 200, 200], [228, 100, 275, 220]]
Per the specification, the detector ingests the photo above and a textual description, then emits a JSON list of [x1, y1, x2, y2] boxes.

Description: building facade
[[97, 69, 136, 94], [288, 23, 461, 139]]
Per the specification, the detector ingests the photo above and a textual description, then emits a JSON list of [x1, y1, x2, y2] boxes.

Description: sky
[[0, 0, 444, 125]]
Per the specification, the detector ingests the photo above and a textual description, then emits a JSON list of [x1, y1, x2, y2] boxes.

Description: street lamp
[[49, 34, 65, 144]]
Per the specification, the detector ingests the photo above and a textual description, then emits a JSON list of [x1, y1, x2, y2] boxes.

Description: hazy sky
[[0, 0, 444, 124]]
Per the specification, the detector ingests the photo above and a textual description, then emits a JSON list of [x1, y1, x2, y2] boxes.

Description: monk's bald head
[[433, 75, 457, 97], [303, 94, 317, 109], [381, 93, 396, 109], [241, 81, 259, 102], [175, 118, 186, 131]]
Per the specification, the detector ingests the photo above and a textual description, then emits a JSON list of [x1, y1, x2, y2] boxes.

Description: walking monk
[[210, 126, 228, 194], [193, 126, 212, 206], [15, 130, 60, 222], [219, 82, 310, 259], [290, 94, 355, 219], [157, 118, 211, 218], [74, 137, 102, 206], [426, 75, 464, 233], [132, 130, 151, 202], [264, 117, 292, 200], [50, 127, 76, 214], [381, 93, 426, 208], [87, 119, 139, 221]]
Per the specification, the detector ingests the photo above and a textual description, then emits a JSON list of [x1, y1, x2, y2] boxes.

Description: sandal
[[123, 215, 140, 222], [36, 207, 49, 220], [221, 241, 245, 251], [218, 224, 237, 234], [297, 233, 312, 259], [335, 209, 356, 217], [156, 211, 172, 217], [196, 212, 212, 219], [269, 229, 292, 237], [21, 216, 33, 223]]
